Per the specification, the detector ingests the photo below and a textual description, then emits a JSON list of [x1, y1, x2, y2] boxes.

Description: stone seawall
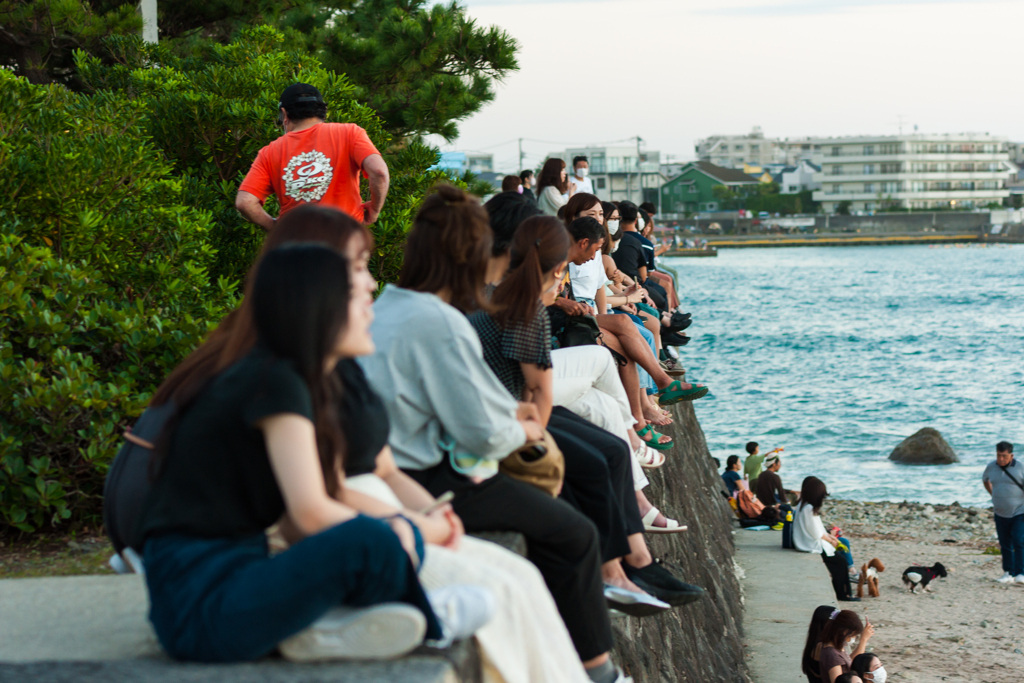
[[612, 401, 746, 683]]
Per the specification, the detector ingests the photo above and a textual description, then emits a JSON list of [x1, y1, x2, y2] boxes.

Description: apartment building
[[811, 134, 1013, 212], [695, 126, 776, 169], [548, 146, 662, 203]]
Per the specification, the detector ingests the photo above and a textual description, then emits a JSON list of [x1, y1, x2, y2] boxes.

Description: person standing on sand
[[982, 441, 1024, 584]]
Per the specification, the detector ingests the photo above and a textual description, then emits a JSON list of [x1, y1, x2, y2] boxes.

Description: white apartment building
[[811, 133, 1013, 212], [695, 126, 776, 169], [549, 146, 662, 204]]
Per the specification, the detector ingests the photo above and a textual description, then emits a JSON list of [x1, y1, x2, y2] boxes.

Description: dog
[[856, 558, 885, 598], [902, 563, 947, 593]]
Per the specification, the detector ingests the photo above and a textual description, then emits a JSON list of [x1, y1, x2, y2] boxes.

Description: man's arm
[[361, 154, 390, 224], [984, 478, 993, 494], [235, 191, 276, 232]]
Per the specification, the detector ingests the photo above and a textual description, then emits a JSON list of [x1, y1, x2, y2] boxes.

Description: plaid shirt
[[468, 305, 552, 399]]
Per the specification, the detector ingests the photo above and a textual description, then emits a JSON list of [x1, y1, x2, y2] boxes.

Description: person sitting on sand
[[721, 455, 746, 495], [851, 653, 887, 683], [819, 609, 874, 683], [793, 477, 859, 601], [801, 604, 836, 683]]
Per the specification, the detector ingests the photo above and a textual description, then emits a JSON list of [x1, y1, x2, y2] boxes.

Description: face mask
[[607, 219, 620, 233], [517, 185, 523, 194], [870, 667, 887, 683], [637, 216, 645, 230], [576, 167, 589, 178]]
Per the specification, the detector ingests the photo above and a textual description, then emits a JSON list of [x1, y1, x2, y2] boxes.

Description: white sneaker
[[426, 584, 497, 647], [996, 572, 1015, 584], [279, 603, 426, 662], [1015, 575, 1024, 584]]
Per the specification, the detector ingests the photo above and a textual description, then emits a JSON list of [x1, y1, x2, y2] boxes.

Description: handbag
[[500, 429, 565, 497], [558, 314, 602, 348]]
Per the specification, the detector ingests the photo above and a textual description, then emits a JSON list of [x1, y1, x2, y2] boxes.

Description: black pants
[[405, 461, 613, 661], [822, 551, 852, 600], [549, 407, 644, 562], [643, 278, 669, 312]]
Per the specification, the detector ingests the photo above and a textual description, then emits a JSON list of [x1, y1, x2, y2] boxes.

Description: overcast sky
[[441, 0, 1024, 173]]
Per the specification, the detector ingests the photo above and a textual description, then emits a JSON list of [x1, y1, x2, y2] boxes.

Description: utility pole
[[635, 135, 643, 205], [139, 0, 158, 44], [518, 138, 524, 173]]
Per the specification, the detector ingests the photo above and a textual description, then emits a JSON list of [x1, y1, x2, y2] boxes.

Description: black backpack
[[102, 402, 174, 554]]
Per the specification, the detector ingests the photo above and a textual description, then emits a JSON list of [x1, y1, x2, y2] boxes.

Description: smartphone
[[419, 491, 455, 515]]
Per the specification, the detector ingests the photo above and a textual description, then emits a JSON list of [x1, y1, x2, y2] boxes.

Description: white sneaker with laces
[[279, 603, 426, 662], [1014, 574, 1024, 584], [996, 572, 1015, 584], [426, 584, 497, 648]]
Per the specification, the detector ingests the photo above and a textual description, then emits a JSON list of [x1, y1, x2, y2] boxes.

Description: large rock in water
[[889, 428, 959, 465]]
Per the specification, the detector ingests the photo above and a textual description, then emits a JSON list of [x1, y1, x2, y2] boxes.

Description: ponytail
[[491, 216, 570, 327]]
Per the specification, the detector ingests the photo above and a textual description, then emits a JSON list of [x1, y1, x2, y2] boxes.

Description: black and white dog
[[902, 563, 948, 593]]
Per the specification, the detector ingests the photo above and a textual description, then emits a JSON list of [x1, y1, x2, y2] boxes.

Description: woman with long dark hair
[[802, 605, 837, 682], [137, 244, 450, 662], [794, 477, 859, 601], [819, 609, 875, 682], [536, 157, 571, 217]]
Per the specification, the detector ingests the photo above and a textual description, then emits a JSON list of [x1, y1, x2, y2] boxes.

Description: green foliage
[[0, 1, 519, 141], [712, 182, 813, 216], [837, 200, 852, 216], [0, 67, 239, 532]]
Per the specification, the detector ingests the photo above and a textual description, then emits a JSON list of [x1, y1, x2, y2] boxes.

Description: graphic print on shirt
[[283, 150, 334, 202]]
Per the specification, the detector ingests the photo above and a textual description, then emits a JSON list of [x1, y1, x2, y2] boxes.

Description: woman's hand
[[426, 505, 464, 550], [387, 515, 420, 569], [611, 269, 625, 285], [823, 533, 840, 548]]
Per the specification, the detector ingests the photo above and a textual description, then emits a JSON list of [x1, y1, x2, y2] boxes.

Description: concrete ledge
[[735, 528, 834, 683]]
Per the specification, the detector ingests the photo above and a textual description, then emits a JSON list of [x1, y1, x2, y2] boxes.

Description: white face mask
[[637, 215, 645, 230], [576, 167, 589, 178], [607, 219, 620, 233], [869, 667, 887, 683]]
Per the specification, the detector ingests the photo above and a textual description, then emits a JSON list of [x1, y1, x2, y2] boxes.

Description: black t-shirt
[[336, 358, 389, 477], [138, 347, 313, 542], [612, 232, 647, 281]]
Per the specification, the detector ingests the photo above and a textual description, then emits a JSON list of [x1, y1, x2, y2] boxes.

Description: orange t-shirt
[[238, 123, 381, 221]]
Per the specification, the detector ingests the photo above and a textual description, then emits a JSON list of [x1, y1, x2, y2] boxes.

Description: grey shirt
[[983, 458, 1024, 518], [359, 286, 526, 476]]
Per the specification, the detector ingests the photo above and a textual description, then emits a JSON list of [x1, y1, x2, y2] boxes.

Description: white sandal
[[633, 443, 665, 469], [642, 507, 688, 534]]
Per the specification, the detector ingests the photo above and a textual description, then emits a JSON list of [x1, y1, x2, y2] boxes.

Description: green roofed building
[[661, 161, 761, 213]]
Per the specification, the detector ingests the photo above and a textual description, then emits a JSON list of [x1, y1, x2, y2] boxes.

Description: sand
[[817, 499, 1024, 683]]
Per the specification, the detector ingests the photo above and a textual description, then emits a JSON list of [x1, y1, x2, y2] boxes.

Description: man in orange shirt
[[236, 83, 390, 231]]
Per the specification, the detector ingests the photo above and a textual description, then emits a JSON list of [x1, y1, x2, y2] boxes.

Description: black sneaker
[[661, 331, 691, 347], [624, 561, 704, 606]]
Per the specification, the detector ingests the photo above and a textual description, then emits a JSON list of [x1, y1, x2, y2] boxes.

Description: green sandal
[[635, 423, 674, 451], [657, 380, 709, 406]]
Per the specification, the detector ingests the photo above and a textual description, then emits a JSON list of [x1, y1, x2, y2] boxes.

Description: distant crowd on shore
[[99, 82, 723, 683]]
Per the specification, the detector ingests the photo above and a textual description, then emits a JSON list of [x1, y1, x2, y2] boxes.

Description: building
[[659, 161, 762, 214], [695, 126, 776, 169], [811, 133, 1013, 212], [547, 145, 663, 204], [776, 137, 822, 166], [777, 160, 821, 194], [432, 151, 494, 175]]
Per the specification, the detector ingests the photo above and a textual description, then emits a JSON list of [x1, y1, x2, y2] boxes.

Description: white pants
[[550, 346, 649, 490], [345, 474, 590, 683]]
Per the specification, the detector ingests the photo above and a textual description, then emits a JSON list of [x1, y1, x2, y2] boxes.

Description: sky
[[439, 0, 1024, 173]]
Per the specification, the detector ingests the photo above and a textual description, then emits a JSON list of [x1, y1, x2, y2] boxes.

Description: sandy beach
[[814, 499, 1024, 683]]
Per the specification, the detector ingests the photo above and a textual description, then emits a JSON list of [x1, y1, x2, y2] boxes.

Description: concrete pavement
[[735, 528, 835, 683]]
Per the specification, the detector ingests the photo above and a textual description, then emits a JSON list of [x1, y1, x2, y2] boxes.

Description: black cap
[[278, 83, 325, 111]]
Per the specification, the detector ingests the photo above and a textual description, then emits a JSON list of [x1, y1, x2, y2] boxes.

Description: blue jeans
[[994, 513, 1024, 576], [143, 515, 442, 662]]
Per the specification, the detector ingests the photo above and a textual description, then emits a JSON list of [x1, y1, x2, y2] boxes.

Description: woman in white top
[[793, 476, 858, 601], [536, 157, 572, 217]]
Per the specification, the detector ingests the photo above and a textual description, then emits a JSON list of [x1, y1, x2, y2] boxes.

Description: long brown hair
[[820, 610, 863, 650], [798, 476, 828, 514], [537, 158, 567, 195], [563, 192, 601, 227], [151, 205, 370, 408], [491, 216, 570, 328], [398, 184, 493, 314], [601, 200, 619, 255]]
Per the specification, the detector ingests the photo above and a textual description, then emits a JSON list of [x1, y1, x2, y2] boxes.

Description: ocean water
[[662, 244, 1024, 507]]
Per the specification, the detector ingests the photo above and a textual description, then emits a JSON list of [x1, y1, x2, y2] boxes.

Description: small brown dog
[[857, 558, 885, 598]]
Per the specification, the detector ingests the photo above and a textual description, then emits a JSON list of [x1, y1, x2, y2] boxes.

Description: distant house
[[659, 161, 761, 213], [778, 160, 821, 193]]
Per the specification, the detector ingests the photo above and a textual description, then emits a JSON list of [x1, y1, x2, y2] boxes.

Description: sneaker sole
[[279, 603, 427, 662], [606, 598, 669, 617], [658, 386, 709, 405]]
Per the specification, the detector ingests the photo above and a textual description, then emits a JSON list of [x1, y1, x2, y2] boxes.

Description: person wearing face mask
[[570, 156, 594, 196], [819, 610, 875, 683], [851, 653, 887, 683], [520, 170, 538, 204]]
